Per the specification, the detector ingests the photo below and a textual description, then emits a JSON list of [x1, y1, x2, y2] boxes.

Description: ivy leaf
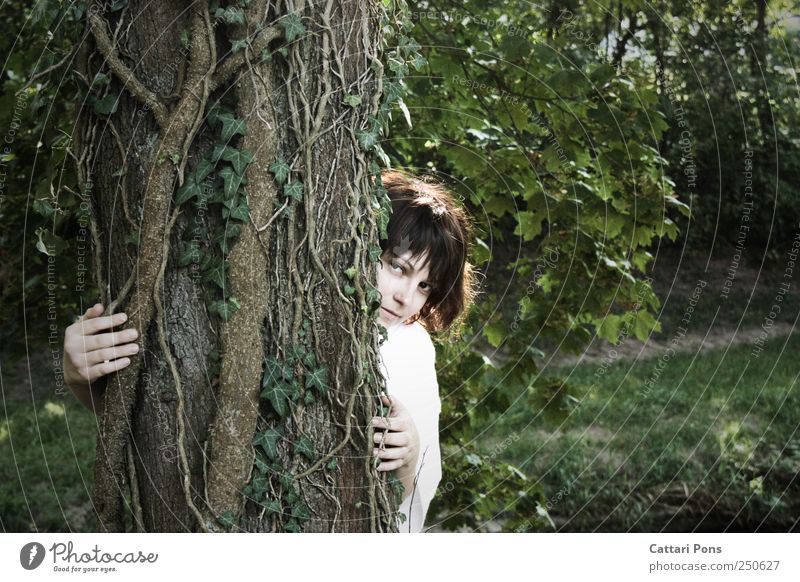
[[253, 426, 283, 460], [210, 297, 240, 321], [218, 112, 247, 141], [217, 6, 245, 24], [305, 365, 328, 394], [90, 72, 110, 88], [175, 174, 203, 205], [284, 520, 300, 533], [218, 166, 247, 199], [292, 503, 310, 521], [204, 261, 227, 289], [343, 94, 362, 107], [293, 435, 315, 461], [326, 458, 338, 471], [268, 158, 291, 185], [32, 199, 56, 218], [261, 499, 281, 515], [249, 474, 269, 495], [231, 38, 248, 54], [357, 129, 379, 150], [221, 147, 254, 174], [194, 158, 215, 182], [283, 181, 303, 202], [229, 199, 250, 221], [92, 93, 118, 116], [279, 13, 305, 43], [261, 380, 292, 417], [368, 244, 383, 262]]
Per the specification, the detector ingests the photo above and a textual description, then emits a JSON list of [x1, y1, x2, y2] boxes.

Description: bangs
[[378, 169, 476, 334], [380, 193, 466, 307]]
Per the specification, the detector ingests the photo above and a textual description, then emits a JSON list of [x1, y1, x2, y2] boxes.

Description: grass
[[478, 330, 800, 531], [0, 395, 99, 532]]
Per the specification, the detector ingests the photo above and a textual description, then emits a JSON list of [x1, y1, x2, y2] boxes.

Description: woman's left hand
[[371, 393, 420, 472]]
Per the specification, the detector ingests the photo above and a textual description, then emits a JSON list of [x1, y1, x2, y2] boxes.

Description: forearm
[[67, 379, 106, 416]]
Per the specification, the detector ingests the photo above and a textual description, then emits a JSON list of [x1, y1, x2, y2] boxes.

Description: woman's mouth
[[381, 307, 400, 320]]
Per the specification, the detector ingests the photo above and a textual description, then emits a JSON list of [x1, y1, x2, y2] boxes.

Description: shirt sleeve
[[397, 334, 442, 533]]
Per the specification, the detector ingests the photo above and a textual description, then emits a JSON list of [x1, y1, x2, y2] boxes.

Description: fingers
[[379, 392, 406, 415], [83, 342, 140, 366], [82, 328, 139, 352], [371, 415, 407, 432], [86, 357, 132, 382], [373, 430, 409, 447], [77, 311, 129, 335], [374, 458, 405, 472], [373, 446, 408, 461]]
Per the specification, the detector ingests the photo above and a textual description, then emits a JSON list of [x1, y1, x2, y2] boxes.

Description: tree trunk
[[73, 0, 397, 533]]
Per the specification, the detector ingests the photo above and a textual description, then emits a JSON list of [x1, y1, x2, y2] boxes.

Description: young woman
[[64, 169, 476, 532]]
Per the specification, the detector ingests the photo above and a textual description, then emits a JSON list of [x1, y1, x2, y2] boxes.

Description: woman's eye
[[420, 282, 432, 293], [391, 261, 404, 273]]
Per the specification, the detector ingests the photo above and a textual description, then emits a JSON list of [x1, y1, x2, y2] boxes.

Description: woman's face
[[376, 249, 434, 328]]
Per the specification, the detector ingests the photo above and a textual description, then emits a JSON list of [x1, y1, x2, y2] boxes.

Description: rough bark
[[75, 0, 396, 533]]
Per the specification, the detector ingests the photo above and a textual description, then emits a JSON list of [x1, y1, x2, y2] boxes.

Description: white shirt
[[378, 320, 442, 533]]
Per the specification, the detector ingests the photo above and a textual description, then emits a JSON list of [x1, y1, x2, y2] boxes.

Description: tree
[[71, 0, 414, 532]]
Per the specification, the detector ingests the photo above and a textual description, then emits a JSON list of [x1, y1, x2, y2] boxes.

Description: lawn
[[478, 330, 800, 531]]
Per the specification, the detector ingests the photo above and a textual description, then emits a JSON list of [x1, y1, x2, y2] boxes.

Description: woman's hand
[[63, 303, 139, 389], [371, 393, 420, 474]]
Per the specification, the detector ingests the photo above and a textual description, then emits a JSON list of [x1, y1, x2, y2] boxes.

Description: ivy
[[268, 158, 291, 185], [293, 435, 315, 461], [283, 180, 303, 202], [253, 426, 283, 461], [279, 13, 305, 43]]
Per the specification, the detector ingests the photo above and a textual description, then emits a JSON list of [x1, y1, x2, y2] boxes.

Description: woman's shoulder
[[405, 320, 436, 359]]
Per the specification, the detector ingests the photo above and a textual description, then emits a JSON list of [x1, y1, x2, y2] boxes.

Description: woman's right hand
[[63, 303, 140, 388]]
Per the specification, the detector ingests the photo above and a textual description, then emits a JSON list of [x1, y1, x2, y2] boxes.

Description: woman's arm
[[63, 303, 140, 415]]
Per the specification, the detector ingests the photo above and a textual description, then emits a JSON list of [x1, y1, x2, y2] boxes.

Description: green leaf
[[305, 365, 328, 394], [32, 198, 55, 218], [90, 72, 110, 88], [268, 159, 291, 185], [209, 297, 240, 321], [343, 94, 362, 107], [231, 39, 248, 54], [293, 435, 315, 460], [218, 6, 245, 24], [292, 503, 310, 521], [279, 13, 305, 43], [368, 244, 383, 262], [253, 426, 283, 460], [344, 266, 357, 279], [357, 129, 379, 150], [261, 499, 281, 515], [92, 93, 118, 116], [34, 228, 68, 256], [218, 166, 246, 199], [249, 474, 269, 495], [484, 320, 507, 348], [218, 112, 247, 141], [326, 458, 338, 471], [221, 147, 254, 174], [194, 158, 215, 182], [261, 379, 292, 417], [283, 181, 303, 202], [229, 199, 250, 221]]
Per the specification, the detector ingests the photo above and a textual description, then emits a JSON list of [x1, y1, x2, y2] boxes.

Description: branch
[[210, 25, 282, 91], [87, 10, 170, 128]]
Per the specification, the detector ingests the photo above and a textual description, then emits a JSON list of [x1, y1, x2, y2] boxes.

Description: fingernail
[[121, 358, 130, 364], [119, 313, 127, 322]]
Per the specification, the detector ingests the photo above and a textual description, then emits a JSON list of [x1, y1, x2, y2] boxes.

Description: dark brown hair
[[379, 169, 477, 334]]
